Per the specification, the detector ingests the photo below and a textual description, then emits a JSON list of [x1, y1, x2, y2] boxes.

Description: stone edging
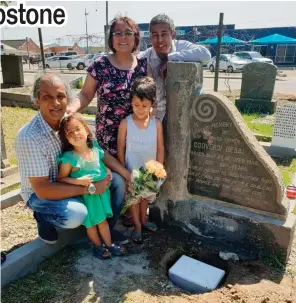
[[1, 227, 87, 288]]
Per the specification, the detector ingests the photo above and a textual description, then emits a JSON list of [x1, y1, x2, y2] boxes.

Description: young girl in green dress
[[58, 114, 125, 259]]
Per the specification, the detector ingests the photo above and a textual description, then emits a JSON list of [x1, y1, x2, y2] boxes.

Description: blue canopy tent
[[249, 34, 296, 44], [198, 36, 247, 45]]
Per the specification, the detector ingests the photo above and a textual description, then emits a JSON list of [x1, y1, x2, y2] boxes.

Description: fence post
[[214, 13, 224, 92]]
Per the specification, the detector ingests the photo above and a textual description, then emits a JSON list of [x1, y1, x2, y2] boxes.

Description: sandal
[[131, 231, 142, 244], [93, 245, 111, 260], [106, 243, 126, 256], [142, 222, 157, 232]]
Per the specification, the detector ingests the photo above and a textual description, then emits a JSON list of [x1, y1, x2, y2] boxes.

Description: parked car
[[55, 51, 79, 57], [66, 53, 103, 70], [233, 51, 274, 64], [39, 56, 78, 69], [207, 54, 248, 73]]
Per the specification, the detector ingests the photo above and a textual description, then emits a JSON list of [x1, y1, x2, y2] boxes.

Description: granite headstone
[[235, 62, 277, 114]]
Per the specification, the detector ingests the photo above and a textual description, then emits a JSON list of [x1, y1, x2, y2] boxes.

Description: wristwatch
[[88, 183, 96, 195]]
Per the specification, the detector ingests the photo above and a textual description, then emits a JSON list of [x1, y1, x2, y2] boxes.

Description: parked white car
[[67, 53, 103, 70], [207, 54, 248, 73], [39, 56, 79, 69], [233, 51, 274, 64]]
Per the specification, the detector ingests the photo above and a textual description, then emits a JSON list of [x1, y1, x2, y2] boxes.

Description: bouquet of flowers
[[120, 160, 167, 215]]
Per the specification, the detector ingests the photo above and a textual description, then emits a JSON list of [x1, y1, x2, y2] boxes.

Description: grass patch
[[274, 158, 296, 187], [242, 113, 273, 137], [1, 246, 84, 303], [1, 183, 21, 195], [2, 107, 37, 166]]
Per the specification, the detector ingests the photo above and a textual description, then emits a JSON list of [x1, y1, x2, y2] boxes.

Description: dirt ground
[[1, 202, 37, 253], [1, 202, 296, 303]]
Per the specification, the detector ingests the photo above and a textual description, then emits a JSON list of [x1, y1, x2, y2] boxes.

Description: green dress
[[58, 140, 113, 228]]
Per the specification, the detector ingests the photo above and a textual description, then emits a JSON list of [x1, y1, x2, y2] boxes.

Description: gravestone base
[[235, 98, 277, 114], [157, 199, 296, 263]]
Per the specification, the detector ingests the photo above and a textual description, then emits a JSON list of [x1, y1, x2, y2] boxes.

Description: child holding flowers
[[117, 77, 165, 243]]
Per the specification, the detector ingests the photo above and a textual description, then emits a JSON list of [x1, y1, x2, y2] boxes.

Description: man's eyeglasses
[[112, 31, 134, 38]]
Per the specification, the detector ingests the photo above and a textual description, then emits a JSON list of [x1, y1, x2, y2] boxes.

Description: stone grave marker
[[1, 55, 24, 86], [269, 104, 296, 157], [235, 62, 277, 114], [158, 62, 295, 262]]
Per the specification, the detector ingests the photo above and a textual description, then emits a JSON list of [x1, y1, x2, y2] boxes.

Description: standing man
[[139, 14, 211, 121]]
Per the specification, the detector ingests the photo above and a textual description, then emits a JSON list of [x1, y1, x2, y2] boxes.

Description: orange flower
[[154, 168, 167, 179], [145, 160, 162, 173]]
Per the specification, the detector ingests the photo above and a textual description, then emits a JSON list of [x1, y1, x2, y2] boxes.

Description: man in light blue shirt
[[139, 14, 211, 121]]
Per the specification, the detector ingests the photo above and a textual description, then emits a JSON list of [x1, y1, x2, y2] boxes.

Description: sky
[[1, 1, 296, 46]]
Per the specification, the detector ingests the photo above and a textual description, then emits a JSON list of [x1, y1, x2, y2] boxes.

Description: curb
[[0, 189, 22, 210], [1, 227, 87, 288]]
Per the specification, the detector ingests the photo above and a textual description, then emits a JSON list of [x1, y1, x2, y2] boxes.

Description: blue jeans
[[108, 172, 125, 230], [27, 194, 87, 229], [27, 172, 125, 230]]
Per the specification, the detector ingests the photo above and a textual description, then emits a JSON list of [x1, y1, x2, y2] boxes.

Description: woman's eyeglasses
[[112, 31, 134, 38]]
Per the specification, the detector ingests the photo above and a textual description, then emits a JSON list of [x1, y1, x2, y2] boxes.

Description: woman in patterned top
[[67, 16, 147, 242]]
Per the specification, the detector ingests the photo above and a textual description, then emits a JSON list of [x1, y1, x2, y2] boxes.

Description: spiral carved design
[[193, 98, 217, 122]]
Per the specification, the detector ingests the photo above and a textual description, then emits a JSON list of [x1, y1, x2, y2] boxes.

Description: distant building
[[44, 43, 85, 55], [1, 38, 40, 55]]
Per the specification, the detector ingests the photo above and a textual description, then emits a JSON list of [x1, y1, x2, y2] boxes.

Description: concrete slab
[[168, 255, 225, 293], [1, 172, 20, 195], [0, 165, 18, 178], [1, 227, 86, 288], [0, 189, 22, 210]]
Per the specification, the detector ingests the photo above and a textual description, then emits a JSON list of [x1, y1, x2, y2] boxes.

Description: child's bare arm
[[58, 162, 91, 187], [156, 119, 165, 164], [117, 119, 127, 167]]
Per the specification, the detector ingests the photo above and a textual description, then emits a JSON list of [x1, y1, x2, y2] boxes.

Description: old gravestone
[[158, 62, 295, 262], [235, 62, 277, 114], [269, 104, 296, 157], [1, 55, 24, 86]]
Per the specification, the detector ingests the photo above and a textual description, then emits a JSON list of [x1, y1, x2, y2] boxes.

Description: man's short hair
[[149, 14, 175, 32], [131, 77, 156, 104], [31, 73, 72, 104]]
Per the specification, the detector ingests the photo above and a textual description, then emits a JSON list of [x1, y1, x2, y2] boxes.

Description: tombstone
[[158, 62, 295, 262], [269, 104, 296, 157], [1, 55, 24, 86], [235, 62, 277, 114]]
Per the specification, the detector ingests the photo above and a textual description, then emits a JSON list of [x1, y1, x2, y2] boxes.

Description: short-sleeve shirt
[[87, 56, 147, 157], [15, 112, 62, 202]]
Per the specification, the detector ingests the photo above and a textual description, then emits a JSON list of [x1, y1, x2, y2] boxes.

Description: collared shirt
[[15, 112, 62, 202], [138, 40, 211, 121]]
